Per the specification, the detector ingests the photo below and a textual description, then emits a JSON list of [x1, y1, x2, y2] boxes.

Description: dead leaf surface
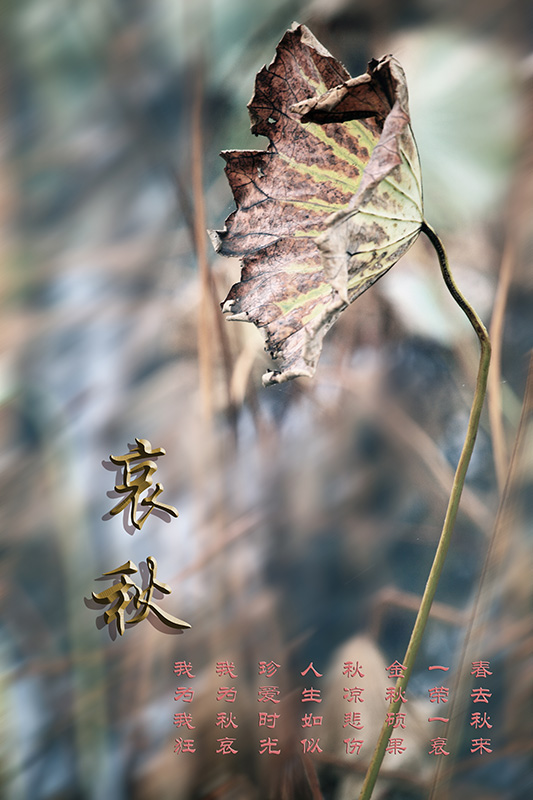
[[213, 23, 423, 385]]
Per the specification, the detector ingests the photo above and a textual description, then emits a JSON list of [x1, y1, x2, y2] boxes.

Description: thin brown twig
[[190, 67, 236, 429], [302, 754, 325, 800], [172, 167, 196, 250], [488, 239, 515, 493], [209, 269, 238, 433], [192, 62, 215, 421]]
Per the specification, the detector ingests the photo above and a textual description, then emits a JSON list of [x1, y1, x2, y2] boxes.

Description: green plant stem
[[358, 221, 491, 800]]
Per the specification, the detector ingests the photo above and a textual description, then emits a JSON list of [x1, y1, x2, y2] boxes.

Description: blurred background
[[1, 0, 532, 798]]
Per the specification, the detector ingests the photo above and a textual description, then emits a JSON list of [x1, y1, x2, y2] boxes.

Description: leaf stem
[[358, 221, 491, 800]]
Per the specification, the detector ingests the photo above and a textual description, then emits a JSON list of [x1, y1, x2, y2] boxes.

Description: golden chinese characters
[[109, 438, 178, 530], [92, 556, 190, 635]]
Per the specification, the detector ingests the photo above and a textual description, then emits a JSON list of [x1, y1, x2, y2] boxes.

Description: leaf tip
[[221, 297, 250, 323], [226, 311, 249, 323], [208, 229, 222, 253], [262, 365, 313, 387]]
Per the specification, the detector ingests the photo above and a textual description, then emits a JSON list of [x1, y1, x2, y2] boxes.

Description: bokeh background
[[2, 1, 532, 798]]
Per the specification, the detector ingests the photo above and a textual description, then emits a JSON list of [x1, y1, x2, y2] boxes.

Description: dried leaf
[[213, 23, 423, 385]]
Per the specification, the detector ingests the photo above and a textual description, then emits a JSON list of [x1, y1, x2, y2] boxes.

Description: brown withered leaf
[[212, 23, 423, 385]]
